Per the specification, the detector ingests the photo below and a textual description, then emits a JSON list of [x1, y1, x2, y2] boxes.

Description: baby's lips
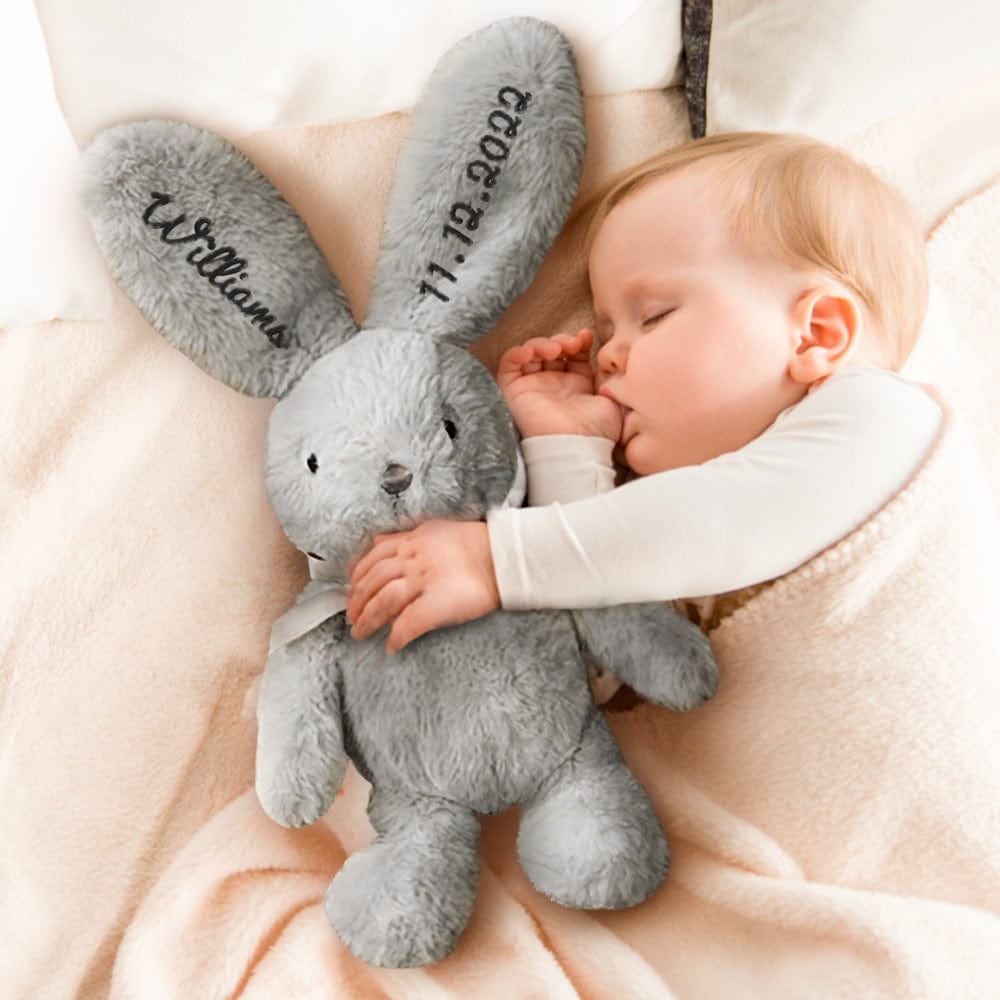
[[596, 383, 618, 404]]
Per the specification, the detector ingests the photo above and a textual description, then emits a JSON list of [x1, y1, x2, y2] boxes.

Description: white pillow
[[36, 0, 684, 143], [0, 1, 109, 327], [705, 0, 1000, 140]]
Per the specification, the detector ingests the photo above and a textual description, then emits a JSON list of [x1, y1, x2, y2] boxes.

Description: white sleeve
[[520, 435, 617, 505], [487, 370, 942, 610]]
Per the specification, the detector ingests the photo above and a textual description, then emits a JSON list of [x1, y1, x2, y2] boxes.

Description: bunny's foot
[[517, 712, 668, 909], [326, 790, 480, 968]]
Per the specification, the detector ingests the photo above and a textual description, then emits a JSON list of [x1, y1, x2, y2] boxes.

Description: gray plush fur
[[82, 17, 719, 968]]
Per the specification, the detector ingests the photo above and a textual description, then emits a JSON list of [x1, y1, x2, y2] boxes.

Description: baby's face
[[590, 165, 810, 475]]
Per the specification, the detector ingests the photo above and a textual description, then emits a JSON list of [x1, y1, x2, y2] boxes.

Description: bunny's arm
[[256, 615, 351, 829], [571, 604, 719, 711]]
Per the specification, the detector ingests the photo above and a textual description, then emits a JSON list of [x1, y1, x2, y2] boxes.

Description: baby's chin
[[619, 439, 660, 477], [622, 438, 691, 477]]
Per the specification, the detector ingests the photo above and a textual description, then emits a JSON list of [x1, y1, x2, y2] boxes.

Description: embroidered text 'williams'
[[142, 192, 291, 348]]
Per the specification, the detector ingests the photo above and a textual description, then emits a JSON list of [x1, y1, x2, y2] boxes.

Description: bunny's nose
[[381, 463, 413, 496]]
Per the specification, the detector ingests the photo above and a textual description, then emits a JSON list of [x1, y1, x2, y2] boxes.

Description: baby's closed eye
[[642, 309, 675, 327]]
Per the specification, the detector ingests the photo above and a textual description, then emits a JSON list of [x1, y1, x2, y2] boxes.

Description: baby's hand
[[498, 329, 623, 441], [347, 520, 500, 653]]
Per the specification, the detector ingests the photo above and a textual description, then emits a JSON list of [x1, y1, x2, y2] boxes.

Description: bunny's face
[[265, 329, 522, 580]]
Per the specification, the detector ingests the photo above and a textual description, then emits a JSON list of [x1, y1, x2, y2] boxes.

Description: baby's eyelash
[[642, 310, 671, 327]]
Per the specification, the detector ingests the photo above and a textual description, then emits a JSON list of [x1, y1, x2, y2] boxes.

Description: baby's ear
[[788, 285, 864, 384], [82, 120, 357, 398], [364, 17, 586, 348]]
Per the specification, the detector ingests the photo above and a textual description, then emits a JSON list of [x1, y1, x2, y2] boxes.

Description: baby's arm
[[490, 371, 942, 609], [350, 370, 941, 649], [347, 437, 617, 652]]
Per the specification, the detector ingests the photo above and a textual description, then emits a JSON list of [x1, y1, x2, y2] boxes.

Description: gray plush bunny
[[82, 18, 718, 969]]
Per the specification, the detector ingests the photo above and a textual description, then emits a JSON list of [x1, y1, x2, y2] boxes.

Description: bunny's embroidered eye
[[444, 419, 459, 440], [306, 453, 319, 474]]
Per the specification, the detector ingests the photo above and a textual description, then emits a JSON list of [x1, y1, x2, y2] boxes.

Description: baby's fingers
[[347, 553, 407, 624], [350, 576, 421, 642], [385, 602, 437, 654], [499, 337, 562, 373], [498, 332, 591, 388], [556, 329, 597, 374], [551, 328, 594, 357], [348, 533, 404, 582], [535, 331, 595, 368]]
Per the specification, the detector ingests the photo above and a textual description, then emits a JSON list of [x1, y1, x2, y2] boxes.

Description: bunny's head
[[264, 330, 524, 578], [82, 18, 584, 582]]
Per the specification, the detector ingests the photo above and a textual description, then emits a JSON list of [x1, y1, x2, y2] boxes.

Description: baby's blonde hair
[[577, 132, 928, 370]]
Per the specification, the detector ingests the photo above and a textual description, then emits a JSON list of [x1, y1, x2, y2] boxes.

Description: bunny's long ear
[[82, 121, 356, 398], [364, 18, 585, 348]]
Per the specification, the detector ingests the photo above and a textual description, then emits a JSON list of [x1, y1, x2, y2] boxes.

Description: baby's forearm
[[521, 435, 617, 506], [488, 466, 810, 610], [488, 478, 708, 610]]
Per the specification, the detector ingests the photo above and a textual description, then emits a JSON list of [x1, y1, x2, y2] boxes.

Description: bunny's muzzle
[[381, 464, 414, 496]]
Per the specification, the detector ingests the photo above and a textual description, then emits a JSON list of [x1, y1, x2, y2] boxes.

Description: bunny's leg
[[517, 712, 668, 909], [325, 788, 480, 968], [255, 620, 348, 828]]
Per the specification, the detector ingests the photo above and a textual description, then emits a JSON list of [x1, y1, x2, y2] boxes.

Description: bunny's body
[[82, 18, 718, 968], [325, 609, 591, 807], [269, 602, 652, 966]]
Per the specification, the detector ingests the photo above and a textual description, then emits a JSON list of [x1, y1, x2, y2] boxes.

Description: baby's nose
[[597, 335, 627, 373], [381, 463, 413, 496]]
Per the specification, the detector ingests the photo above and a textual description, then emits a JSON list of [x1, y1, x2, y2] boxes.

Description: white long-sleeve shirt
[[487, 368, 942, 611]]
